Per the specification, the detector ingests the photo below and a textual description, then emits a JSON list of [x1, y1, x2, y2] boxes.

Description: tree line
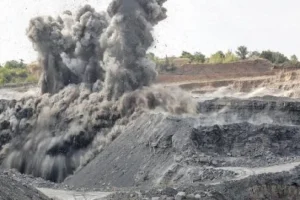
[[148, 46, 300, 70], [2, 46, 299, 83], [180, 46, 299, 65]]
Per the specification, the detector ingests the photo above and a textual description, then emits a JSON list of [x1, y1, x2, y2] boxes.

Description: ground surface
[[0, 171, 50, 200], [2, 59, 300, 199], [157, 59, 274, 83], [38, 188, 111, 200], [158, 59, 300, 99]]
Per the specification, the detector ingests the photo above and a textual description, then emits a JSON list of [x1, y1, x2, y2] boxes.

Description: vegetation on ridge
[[0, 60, 38, 86], [148, 46, 300, 72]]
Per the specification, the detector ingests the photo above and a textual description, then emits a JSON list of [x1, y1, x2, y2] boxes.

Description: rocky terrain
[[2, 64, 300, 200], [0, 170, 50, 200], [2, 0, 300, 199], [2, 91, 300, 199]]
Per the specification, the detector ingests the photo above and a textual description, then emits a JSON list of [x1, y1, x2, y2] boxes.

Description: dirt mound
[[64, 113, 196, 188], [157, 59, 274, 83]]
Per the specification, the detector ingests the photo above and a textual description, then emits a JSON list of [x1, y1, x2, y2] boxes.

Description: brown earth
[[157, 59, 275, 83], [156, 59, 300, 98]]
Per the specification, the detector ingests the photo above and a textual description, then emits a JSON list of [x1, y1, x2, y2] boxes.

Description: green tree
[[260, 51, 273, 62], [236, 46, 249, 60], [290, 55, 298, 64], [289, 55, 300, 67], [209, 51, 225, 64], [260, 50, 288, 64], [273, 52, 288, 64], [223, 51, 239, 63], [181, 51, 194, 63], [193, 52, 206, 63], [4, 60, 26, 69], [181, 51, 193, 58]]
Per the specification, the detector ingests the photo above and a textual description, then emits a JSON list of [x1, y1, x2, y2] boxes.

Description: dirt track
[[38, 188, 111, 200], [212, 161, 300, 185]]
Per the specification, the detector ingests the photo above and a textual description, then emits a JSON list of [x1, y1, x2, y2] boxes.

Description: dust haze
[[0, 0, 198, 182]]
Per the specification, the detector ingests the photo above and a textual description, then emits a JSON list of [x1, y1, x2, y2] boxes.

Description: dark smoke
[[27, 5, 108, 94], [2, 86, 121, 182], [0, 0, 197, 183], [61, 5, 108, 86], [27, 16, 79, 94], [101, 0, 167, 100], [28, 0, 167, 99]]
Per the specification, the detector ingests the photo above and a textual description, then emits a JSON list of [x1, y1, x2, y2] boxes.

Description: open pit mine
[[1, 0, 300, 200]]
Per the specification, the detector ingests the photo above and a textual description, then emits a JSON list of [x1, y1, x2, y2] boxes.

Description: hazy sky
[[0, 0, 300, 64]]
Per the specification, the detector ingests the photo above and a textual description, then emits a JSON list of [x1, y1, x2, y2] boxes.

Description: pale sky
[[0, 0, 300, 64]]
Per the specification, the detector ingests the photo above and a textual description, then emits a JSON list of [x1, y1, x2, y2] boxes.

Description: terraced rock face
[[192, 123, 300, 160], [2, 94, 300, 200], [64, 97, 300, 190]]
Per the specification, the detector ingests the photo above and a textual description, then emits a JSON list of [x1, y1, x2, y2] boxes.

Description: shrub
[[260, 50, 288, 64], [0, 60, 38, 86], [236, 46, 249, 60], [193, 52, 206, 63], [209, 51, 225, 64], [224, 51, 239, 63]]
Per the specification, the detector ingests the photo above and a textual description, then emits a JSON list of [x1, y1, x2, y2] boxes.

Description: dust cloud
[[0, 0, 198, 182]]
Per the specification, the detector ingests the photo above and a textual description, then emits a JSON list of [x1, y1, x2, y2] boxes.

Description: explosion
[[27, 0, 167, 98], [0, 0, 196, 182]]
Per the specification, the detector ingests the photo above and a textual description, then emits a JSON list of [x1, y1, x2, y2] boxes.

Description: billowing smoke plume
[[101, 0, 167, 100], [27, 16, 79, 94], [28, 0, 167, 99], [0, 0, 184, 183], [27, 5, 108, 94], [2, 86, 120, 182]]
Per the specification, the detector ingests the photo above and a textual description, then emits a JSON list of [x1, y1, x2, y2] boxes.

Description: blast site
[[1, 0, 300, 199]]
